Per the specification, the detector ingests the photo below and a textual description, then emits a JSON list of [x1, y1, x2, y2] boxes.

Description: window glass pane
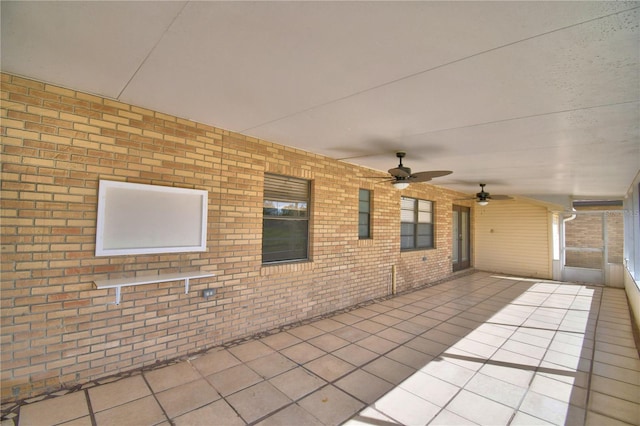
[[359, 213, 370, 238], [417, 234, 433, 247], [418, 200, 432, 212], [418, 211, 432, 223], [401, 197, 415, 210], [262, 219, 308, 263], [401, 209, 415, 222], [401, 235, 414, 249], [263, 174, 310, 263], [359, 189, 371, 239], [263, 201, 307, 217]]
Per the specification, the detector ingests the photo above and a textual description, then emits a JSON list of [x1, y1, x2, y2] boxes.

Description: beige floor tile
[[144, 362, 201, 393], [331, 312, 362, 325], [332, 344, 378, 367], [510, 411, 555, 425], [429, 409, 478, 425], [441, 348, 485, 372], [260, 332, 302, 351], [585, 410, 636, 426], [464, 372, 526, 408], [255, 403, 323, 426], [405, 336, 448, 356], [450, 337, 498, 358], [420, 359, 476, 387], [491, 348, 542, 369], [399, 370, 460, 407], [311, 318, 345, 333], [228, 340, 274, 363], [206, 364, 262, 396], [363, 356, 415, 385], [478, 363, 534, 388], [331, 325, 370, 342], [304, 354, 356, 382], [352, 319, 388, 334], [592, 361, 640, 386], [530, 374, 587, 408], [595, 341, 640, 358], [246, 352, 296, 379], [376, 327, 413, 344], [373, 386, 440, 425], [519, 391, 585, 426], [343, 406, 396, 425], [369, 314, 404, 327], [356, 335, 397, 355], [18, 392, 88, 426], [173, 399, 245, 426], [156, 378, 220, 419], [501, 339, 547, 360], [350, 307, 379, 319], [190, 349, 241, 376], [58, 416, 93, 426], [421, 328, 460, 346], [94, 395, 166, 426], [298, 385, 364, 425], [287, 324, 324, 340], [465, 329, 509, 348], [269, 367, 326, 401], [590, 374, 640, 403], [588, 391, 640, 425], [446, 389, 514, 425], [594, 350, 640, 371], [392, 319, 429, 335], [280, 342, 325, 364], [435, 322, 472, 337], [335, 369, 394, 404], [227, 381, 292, 424], [308, 333, 350, 352], [88, 375, 151, 412], [407, 314, 442, 330], [386, 345, 433, 369]]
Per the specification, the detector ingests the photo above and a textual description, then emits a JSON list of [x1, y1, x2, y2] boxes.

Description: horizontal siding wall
[[0, 73, 470, 402], [474, 200, 551, 279]]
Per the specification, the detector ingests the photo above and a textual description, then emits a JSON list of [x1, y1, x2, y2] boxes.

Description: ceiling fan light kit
[[392, 181, 410, 190]]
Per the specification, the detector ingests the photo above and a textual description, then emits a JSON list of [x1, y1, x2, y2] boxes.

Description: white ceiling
[[2, 1, 639, 207]]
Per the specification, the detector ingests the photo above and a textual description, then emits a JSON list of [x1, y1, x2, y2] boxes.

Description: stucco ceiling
[[2, 1, 639, 207]]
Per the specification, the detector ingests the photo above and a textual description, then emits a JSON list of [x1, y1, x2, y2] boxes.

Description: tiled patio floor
[[5, 272, 640, 425]]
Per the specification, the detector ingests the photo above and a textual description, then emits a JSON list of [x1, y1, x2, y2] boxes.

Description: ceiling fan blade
[[489, 194, 513, 200], [409, 170, 453, 182], [388, 167, 410, 178]]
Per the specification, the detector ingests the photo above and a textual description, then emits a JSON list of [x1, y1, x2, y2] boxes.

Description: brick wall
[[0, 73, 468, 402], [564, 207, 624, 268]]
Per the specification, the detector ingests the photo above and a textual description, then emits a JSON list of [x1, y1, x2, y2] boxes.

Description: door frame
[[452, 204, 471, 272]]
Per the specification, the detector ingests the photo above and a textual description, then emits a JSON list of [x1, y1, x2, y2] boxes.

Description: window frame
[[401, 196, 435, 251], [358, 189, 372, 239], [262, 174, 311, 264]]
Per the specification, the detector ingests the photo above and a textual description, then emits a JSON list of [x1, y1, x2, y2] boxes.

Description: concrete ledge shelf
[[94, 271, 215, 305]]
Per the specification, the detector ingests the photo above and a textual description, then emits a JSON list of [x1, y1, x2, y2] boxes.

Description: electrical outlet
[[202, 289, 216, 298]]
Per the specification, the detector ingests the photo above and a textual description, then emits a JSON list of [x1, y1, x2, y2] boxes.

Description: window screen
[[359, 189, 371, 239], [263, 174, 310, 263], [401, 197, 434, 250]]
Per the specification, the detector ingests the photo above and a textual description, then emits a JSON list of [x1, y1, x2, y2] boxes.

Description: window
[[401, 197, 434, 250], [359, 189, 371, 239], [262, 174, 310, 263]]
